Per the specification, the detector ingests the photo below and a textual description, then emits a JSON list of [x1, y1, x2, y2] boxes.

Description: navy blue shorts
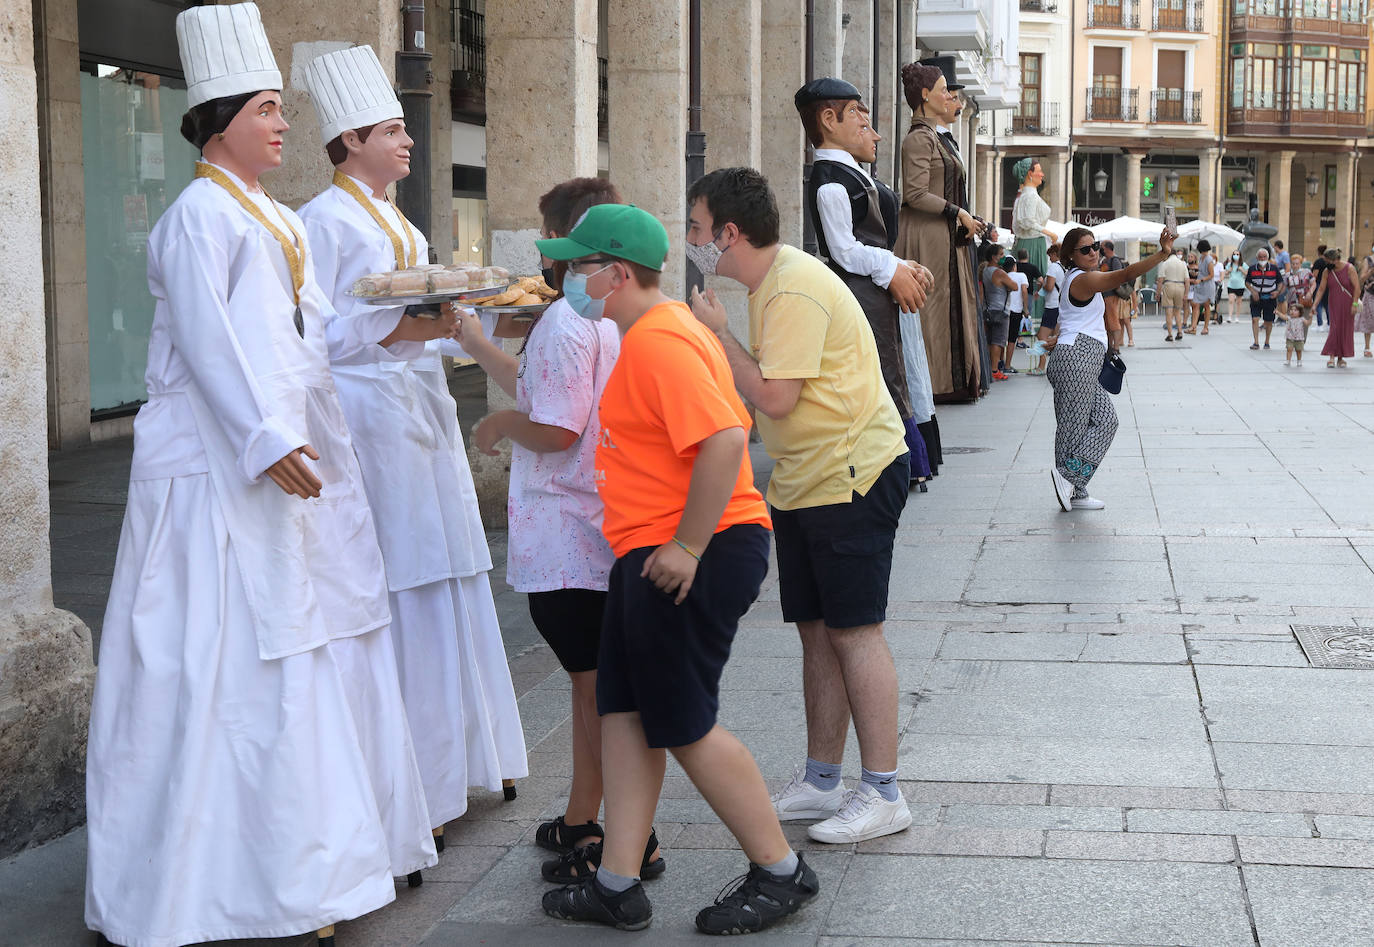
[[771, 453, 909, 629], [596, 524, 770, 748], [1041, 307, 1060, 331]]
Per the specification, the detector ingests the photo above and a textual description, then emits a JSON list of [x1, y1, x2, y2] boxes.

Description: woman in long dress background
[[1315, 247, 1357, 367], [1011, 157, 1054, 327], [894, 62, 987, 403]]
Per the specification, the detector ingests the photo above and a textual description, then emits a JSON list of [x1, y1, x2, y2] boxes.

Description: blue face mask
[[562, 264, 613, 320]]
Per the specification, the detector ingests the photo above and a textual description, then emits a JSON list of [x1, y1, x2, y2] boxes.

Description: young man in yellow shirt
[[687, 167, 914, 844]]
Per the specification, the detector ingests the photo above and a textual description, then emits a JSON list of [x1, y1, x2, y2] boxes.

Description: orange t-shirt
[[595, 300, 771, 558]]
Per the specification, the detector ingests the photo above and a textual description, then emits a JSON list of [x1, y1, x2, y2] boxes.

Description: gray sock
[[761, 849, 799, 879], [861, 766, 900, 802], [804, 757, 842, 791], [594, 865, 639, 893]]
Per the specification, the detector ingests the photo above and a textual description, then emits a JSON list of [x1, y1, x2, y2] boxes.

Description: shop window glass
[[80, 65, 197, 415]]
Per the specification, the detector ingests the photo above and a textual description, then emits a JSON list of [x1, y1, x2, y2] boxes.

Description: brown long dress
[[894, 116, 981, 402]]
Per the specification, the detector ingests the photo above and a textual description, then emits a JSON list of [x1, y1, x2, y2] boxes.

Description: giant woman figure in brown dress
[[894, 62, 985, 402]]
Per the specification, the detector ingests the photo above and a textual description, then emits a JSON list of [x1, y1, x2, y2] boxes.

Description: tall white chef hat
[[303, 45, 403, 146], [176, 2, 281, 110]]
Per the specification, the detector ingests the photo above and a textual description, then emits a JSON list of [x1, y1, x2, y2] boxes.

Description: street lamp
[[1237, 172, 1255, 195], [1306, 172, 1320, 197], [1093, 167, 1109, 196], [1165, 169, 1181, 196]]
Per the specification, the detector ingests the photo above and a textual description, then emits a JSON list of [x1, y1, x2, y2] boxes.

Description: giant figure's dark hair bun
[[179, 91, 263, 150]]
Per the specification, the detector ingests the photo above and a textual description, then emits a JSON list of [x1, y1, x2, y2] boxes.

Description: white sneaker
[[1051, 468, 1072, 512], [1070, 495, 1106, 510], [770, 769, 847, 822], [806, 783, 913, 844]]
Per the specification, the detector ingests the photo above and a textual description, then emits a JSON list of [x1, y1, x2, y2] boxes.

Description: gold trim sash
[[332, 170, 419, 269]]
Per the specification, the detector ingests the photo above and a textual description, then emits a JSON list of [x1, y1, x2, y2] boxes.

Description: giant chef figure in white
[[84, 7, 434, 946], [298, 44, 528, 848]]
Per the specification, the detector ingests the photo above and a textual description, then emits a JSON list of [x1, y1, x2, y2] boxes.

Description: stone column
[[976, 150, 996, 224], [701, 0, 762, 339], [813, 0, 844, 79], [1124, 151, 1143, 258], [874, 0, 898, 189], [1198, 147, 1219, 223], [427, 0, 454, 263], [0, 0, 95, 858], [607, 0, 688, 298], [1049, 151, 1072, 222], [842, 0, 873, 102], [34, 0, 88, 449], [1334, 149, 1358, 259], [1270, 150, 1296, 247], [761, 0, 806, 247]]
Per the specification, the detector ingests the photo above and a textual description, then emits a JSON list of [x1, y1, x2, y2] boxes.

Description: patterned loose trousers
[[1046, 334, 1118, 490]]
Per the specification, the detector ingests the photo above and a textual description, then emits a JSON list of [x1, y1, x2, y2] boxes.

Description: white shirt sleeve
[[815, 181, 900, 290]]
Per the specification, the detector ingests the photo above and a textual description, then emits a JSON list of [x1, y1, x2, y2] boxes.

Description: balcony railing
[[597, 56, 609, 140], [1019, 0, 1060, 10], [1152, 2, 1205, 30], [1150, 89, 1203, 123], [1087, 0, 1141, 27], [450, 5, 486, 118], [1084, 86, 1140, 121], [1011, 101, 1062, 135]]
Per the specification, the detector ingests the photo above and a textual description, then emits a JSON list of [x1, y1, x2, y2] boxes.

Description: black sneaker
[[542, 875, 652, 931], [542, 830, 666, 883], [694, 854, 819, 935]]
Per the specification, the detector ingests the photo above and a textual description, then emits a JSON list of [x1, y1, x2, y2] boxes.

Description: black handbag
[[1099, 351, 1126, 394]]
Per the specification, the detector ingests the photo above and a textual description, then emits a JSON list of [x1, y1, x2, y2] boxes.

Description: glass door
[[80, 65, 198, 415]]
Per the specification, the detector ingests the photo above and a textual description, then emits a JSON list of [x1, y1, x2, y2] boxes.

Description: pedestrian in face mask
[[687, 167, 915, 849], [536, 203, 819, 935]]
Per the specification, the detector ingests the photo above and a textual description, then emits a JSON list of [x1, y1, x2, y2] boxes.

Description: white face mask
[[686, 227, 728, 276]]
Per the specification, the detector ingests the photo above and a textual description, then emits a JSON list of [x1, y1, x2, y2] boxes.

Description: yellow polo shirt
[[747, 245, 906, 511]]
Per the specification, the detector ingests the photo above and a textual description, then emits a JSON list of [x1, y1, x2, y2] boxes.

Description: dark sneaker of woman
[[534, 815, 604, 854], [694, 854, 820, 935], [541, 875, 652, 931], [541, 830, 665, 883]]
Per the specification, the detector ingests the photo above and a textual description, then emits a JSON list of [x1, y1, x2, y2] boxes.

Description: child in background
[[1285, 255, 1314, 366]]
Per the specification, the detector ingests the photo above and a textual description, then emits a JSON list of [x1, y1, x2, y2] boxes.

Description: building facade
[[1226, 0, 1374, 258]]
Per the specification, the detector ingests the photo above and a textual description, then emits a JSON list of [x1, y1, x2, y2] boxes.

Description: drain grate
[[1291, 625, 1374, 669]]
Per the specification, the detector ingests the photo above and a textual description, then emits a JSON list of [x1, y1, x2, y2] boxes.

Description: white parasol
[[1175, 219, 1245, 248], [1090, 216, 1171, 242]]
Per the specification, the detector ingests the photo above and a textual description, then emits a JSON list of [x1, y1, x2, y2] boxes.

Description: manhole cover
[[1291, 625, 1374, 669], [944, 446, 994, 454]]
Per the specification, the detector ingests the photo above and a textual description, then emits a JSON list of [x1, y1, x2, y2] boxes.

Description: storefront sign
[[1071, 208, 1114, 226], [1320, 208, 1336, 228], [137, 133, 164, 181]]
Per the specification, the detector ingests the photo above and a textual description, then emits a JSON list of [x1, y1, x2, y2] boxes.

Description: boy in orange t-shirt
[[536, 204, 819, 935]]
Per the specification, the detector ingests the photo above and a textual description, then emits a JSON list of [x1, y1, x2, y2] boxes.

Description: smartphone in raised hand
[[1164, 204, 1178, 239]]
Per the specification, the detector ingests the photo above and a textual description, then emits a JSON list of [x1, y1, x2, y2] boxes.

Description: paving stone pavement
[[9, 326, 1374, 946]]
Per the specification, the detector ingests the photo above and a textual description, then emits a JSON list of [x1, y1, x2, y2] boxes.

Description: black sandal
[[535, 815, 604, 854], [541, 830, 666, 884]]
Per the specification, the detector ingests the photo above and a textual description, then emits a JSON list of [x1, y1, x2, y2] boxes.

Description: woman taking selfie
[[1047, 226, 1175, 512]]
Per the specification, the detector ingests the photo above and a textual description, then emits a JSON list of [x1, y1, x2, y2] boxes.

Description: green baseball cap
[[535, 203, 669, 272]]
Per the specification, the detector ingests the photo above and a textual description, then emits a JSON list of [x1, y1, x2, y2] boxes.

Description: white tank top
[[1057, 268, 1108, 348]]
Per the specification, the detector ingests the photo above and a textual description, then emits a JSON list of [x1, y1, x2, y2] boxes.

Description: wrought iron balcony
[[1084, 86, 1140, 121], [450, 5, 486, 118], [1150, 90, 1203, 123], [1087, 0, 1141, 27], [1019, 0, 1060, 11], [1152, 1, 1206, 30], [1011, 101, 1062, 135]]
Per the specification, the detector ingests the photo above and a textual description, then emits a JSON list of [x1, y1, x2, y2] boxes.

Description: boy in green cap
[[535, 204, 819, 935]]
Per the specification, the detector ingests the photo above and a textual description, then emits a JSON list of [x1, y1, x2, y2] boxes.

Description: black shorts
[[596, 523, 770, 748], [1251, 298, 1277, 322], [771, 453, 908, 630], [1041, 307, 1060, 331], [528, 588, 606, 673], [1228, 287, 1245, 297]]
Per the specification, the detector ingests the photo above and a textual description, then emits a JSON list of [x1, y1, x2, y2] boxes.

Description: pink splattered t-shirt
[[507, 297, 621, 592]]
